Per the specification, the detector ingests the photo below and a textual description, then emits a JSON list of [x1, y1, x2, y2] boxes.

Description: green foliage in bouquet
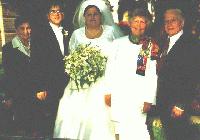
[[64, 43, 107, 91]]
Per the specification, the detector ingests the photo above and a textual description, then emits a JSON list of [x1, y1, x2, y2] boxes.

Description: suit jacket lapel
[[47, 24, 64, 58], [166, 34, 185, 59], [166, 34, 185, 62], [158, 34, 184, 73]]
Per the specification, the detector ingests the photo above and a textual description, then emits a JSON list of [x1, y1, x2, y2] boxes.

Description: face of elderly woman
[[84, 6, 101, 28], [16, 22, 31, 42], [129, 16, 147, 37]]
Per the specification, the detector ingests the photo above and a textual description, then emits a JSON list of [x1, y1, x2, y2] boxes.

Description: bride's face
[[84, 6, 101, 28]]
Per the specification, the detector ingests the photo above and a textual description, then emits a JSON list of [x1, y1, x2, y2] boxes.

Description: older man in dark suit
[[30, 0, 71, 137], [156, 8, 200, 140]]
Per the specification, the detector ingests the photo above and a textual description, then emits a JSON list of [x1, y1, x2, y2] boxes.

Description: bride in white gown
[[53, 0, 123, 139]]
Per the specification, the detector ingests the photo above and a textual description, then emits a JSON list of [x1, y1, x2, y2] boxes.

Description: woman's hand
[[36, 91, 48, 101], [105, 94, 111, 107]]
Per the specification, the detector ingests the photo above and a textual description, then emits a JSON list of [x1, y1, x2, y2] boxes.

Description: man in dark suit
[[156, 8, 200, 140], [30, 1, 70, 136]]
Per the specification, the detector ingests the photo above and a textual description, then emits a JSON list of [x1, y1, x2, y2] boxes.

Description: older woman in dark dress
[[2, 16, 33, 135]]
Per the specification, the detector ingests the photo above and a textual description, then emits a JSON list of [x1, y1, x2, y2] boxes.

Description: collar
[[169, 30, 183, 44], [49, 22, 63, 32], [12, 36, 30, 57], [128, 34, 140, 44]]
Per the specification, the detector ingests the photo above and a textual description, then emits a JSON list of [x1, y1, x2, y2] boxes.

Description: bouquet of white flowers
[[64, 43, 107, 91]]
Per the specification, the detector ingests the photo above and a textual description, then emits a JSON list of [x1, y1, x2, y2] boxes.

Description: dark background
[[2, 0, 199, 41]]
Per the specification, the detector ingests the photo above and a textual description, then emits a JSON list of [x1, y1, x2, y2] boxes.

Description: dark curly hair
[[14, 16, 30, 29]]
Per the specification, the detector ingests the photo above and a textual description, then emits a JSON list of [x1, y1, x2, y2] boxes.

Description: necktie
[[161, 37, 170, 57], [157, 37, 170, 73], [62, 29, 69, 56]]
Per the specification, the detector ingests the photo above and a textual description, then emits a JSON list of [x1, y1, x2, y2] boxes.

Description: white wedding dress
[[53, 25, 117, 140], [105, 36, 158, 140]]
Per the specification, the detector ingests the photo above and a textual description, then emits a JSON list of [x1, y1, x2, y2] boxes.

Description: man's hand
[[104, 94, 111, 107], [36, 91, 48, 101], [171, 106, 184, 118], [143, 102, 152, 113]]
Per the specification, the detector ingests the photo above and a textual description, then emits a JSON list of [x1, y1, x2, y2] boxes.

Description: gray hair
[[128, 8, 152, 27], [164, 9, 185, 22]]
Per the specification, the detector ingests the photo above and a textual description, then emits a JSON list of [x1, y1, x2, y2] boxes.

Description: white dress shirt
[[50, 22, 65, 55], [167, 30, 183, 53]]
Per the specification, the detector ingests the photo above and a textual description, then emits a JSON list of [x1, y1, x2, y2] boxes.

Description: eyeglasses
[[164, 18, 179, 25], [49, 10, 63, 14]]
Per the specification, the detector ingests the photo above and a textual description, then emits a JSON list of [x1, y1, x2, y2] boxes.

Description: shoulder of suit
[[2, 41, 12, 49], [180, 33, 199, 45], [2, 42, 15, 55]]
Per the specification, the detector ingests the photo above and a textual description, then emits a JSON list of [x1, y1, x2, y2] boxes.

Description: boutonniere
[[62, 29, 69, 37]]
